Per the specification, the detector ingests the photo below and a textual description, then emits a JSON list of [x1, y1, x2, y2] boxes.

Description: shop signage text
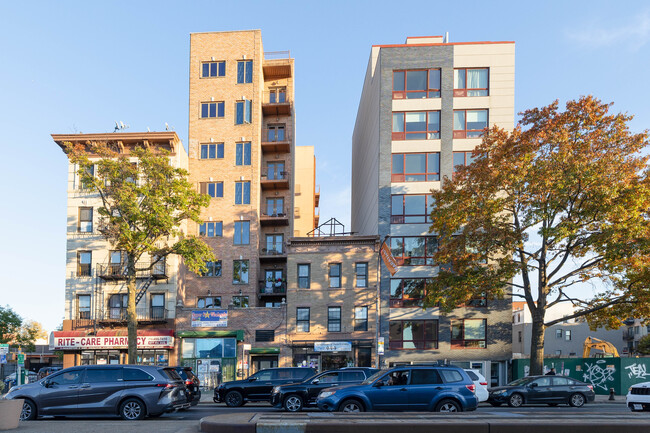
[[314, 341, 352, 352], [52, 335, 174, 350], [191, 310, 228, 327]]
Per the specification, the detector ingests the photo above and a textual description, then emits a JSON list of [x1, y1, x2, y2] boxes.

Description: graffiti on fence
[[625, 363, 650, 380], [583, 360, 616, 391]]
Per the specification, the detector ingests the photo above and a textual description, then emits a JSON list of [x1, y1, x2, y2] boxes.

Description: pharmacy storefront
[[50, 329, 174, 367]]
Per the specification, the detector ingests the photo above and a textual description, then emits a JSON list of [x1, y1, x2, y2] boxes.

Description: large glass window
[[197, 296, 221, 308], [298, 264, 310, 289], [235, 142, 251, 165], [200, 182, 223, 198], [233, 221, 250, 245], [266, 197, 284, 216], [78, 207, 93, 232], [354, 306, 368, 331], [454, 68, 488, 97], [389, 320, 438, 349], [451, 318, 487, 348], [200, 143, 224, 159], [266, 125, 285, 142], [390, 278, 433, 307], [453, 151, 476, 177], [150, 293, 165, 319], [108, 294, 128, 319], [391, 153, 440, 182], [392, 111, 440, 140], [235, 181, 251, 205], [355, 263, 368, 288], [329, 263, 341, 288], [199, 260, 222, 277], [296, 307, 310, 332], [233, 259, 249, 284], [265, 234, 283, 254], [453, 109, 488, 138], [391, 194, 435, 224], [199, 221, 223, 237], [393, 69, 441, 99], [328, 306, 341, 332], [232, 296, 249, 308], [390, 236, 438, 265], [77, 295, 90, 319], [201, 61, 226, 78], [235, 100, 252, 124], [237, 60, 253, 84], [267, 162, 285, 180], [77, 251, 91, 276], [201, 102, 225, 119]]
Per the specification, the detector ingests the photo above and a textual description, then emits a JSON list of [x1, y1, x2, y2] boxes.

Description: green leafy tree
[[637, 335, 650, 355], [427, 96, 650, 375], [0, 306, 46, 352], [66, 143, 215, 363]]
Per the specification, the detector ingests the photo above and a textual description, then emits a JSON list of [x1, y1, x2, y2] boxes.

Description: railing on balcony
[[97, 260, 167, 280], [264, 51, 291, 60], [261, 171, 290, 190], [258, 281, 287, 295], [97, 307, 169, 322], [262, 129, 289, 143], [262, 171, 289, 181]]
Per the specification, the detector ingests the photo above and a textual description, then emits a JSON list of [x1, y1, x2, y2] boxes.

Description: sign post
[[0, 344, 8, 382]]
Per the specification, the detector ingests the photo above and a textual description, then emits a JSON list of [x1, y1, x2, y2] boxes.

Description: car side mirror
[[43, 380, 51, 388], [529, 383, 538, 388], [374, 380, 385, 388], [248, 377, 257, 382], [312, 379, 320, 384]]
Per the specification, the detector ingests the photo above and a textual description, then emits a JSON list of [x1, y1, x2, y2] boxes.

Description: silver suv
[[5, 365, 189, 420]]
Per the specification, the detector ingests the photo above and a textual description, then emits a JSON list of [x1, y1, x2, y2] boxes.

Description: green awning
[[250, 347, 280, 354], [177, 330, 244, 341]]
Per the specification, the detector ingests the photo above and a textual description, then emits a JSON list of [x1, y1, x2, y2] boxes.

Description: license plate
[[633, 404, 643, 410]]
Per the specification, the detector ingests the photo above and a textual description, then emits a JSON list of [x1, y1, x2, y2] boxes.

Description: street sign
[[0, 354, 6, 364], [243, 344, 252, 351], [378, 337, 385, 355], [17, 353, 25, 366], [0, 343, 8, 355]]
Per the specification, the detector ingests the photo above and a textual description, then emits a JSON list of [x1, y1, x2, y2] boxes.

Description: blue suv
[[316, 365, 478, 412]]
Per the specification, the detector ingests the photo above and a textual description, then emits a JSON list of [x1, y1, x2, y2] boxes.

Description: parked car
[[214, 367, 317, 407], [626, 381, 650, 411], [487, 375, 595, 408], [172, 366, 201, 406], [4, 365, 189, 420], [37, 366, 62, 380], [271, 367, 379, 411], [464, 369, 489, 402], [4, 372, 38, 389], [316, 365, 478, 412]]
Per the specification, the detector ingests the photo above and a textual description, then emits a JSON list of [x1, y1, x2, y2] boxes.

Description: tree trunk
[[529, 315, 546, 375], [126, 255, 137, 364]]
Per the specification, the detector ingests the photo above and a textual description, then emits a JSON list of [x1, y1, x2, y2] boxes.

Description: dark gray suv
[[5, 365, 189, 420]]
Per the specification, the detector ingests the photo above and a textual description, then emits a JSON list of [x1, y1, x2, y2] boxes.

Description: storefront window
[[196, 338, 224, 358]]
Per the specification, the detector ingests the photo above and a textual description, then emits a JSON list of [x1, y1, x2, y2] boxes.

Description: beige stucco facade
[[293, 146, 318, 237]]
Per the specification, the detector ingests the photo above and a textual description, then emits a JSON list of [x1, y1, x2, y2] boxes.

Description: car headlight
[[491, 389, 506, 395], [319, 391, 335, 399], [272, 386, 280, 394]]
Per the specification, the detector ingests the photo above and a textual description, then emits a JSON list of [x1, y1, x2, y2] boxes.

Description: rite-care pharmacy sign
[[50, 335, 174, 350]]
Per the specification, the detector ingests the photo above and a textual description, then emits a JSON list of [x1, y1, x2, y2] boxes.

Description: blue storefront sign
[[191, 310, 228, 328], [314, 341, 352, 352]]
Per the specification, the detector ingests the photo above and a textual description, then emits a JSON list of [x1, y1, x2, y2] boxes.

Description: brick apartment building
[[351, 35, 515, 385]]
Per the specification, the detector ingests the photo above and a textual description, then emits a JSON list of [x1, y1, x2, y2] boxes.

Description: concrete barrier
[[0, 399, 23, 430]]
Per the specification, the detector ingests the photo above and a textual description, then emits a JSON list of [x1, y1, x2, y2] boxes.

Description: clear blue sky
[[1, 0, 648, 333]]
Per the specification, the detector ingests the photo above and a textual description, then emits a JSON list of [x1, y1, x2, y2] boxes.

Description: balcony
[[262, 91, 291, 116], [259, 247, 287, 262], [314, 184, 320, 207], [261, 171, 290, 190], [263, 54, 292, 80], [96, 307, 169, 323], [261, 129, 291, 154], [258, 281, 286, 297], [314, 207, 320, 228], [260, 211, 289, 226], [98, 260, 168, 281]]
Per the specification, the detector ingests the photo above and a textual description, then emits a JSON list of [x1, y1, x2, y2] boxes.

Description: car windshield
[[362, 369, 388, 385], [507, 377, 532, 386]]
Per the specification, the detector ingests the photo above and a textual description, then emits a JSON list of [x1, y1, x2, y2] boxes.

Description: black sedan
[[488, 375, 595, 408], [271, 367, 379, 411]]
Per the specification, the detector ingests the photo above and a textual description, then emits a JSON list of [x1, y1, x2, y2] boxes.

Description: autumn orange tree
[[427, 96, 650, 375]]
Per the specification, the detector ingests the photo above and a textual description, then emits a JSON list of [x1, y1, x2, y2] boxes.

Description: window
[[391, 153, 440, 182], [77, 251, 91, 276], [197, 296, 221, 308], [453, 151, 476, 176], [49, 369, 83, 385], [269, 87, 286, 103], [565, 330, 572, 341], [200, 143, 224, 159], [85, 368, 121, 383], [150, 294, 165, 320], [354, 306, 368, 331], [439, 370, 464, 383], [392, 111, 441, 140], [296, 307, 310, 332], [109, 294, 128, 319], [393, 69, 441, 99], [199, 260, 222, 277], [266, 197, 284, 216], [233, 259, 249, 284], [556, 329, 563, 339], [199, 221, 223, 237], [77, 295, 90, 319], [391, 194, 434, 224], [467, 292, 487, 307], [453, 109, 488, 138], [235, 181, 251, 204], [200, 182, 224, 198], [237, 60, 253, 84], [329, 263, 341, 288], [232, 296, 249, 308], [201, 102, 225, 119], [298, 264, 310, 289], [233, 221, 250, 245], [255, 330, 275, 342], [389, 320, 438, 349], [235, 100, 252, 124], [454, 68, 488, 97], [267, 125, 285, 142], [266, 162, 285, 180], [328, 306, 341, 332], [451, 318, 487, 348], [78, 207, 93, 232], [390, 278, 432, 307], [202, 61, 226, 78], [411, 369, 442, 385], [390, 236, 438, 265], [355, 263, 368, 288], [518, 331, 522, 343], [123, 368, 153, 381], [108, 250, 124, 275], [79, 164, 94, 189], [235, 142, 251, 165], [265, 234, 283, 254]]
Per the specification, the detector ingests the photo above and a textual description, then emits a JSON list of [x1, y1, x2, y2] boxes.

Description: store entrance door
[[251, 356, 278, 375]]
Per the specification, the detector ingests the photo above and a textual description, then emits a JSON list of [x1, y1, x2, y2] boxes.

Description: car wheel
[[20, 399, 37, 421], [508, 393, 524, 408], [435, 399, 461, 412], [225, 390, 244, 407], [119, 398, 146, 420], [283, 395, 304, 412], [339, 399, 364, 412], [569, 393, 585, 408]]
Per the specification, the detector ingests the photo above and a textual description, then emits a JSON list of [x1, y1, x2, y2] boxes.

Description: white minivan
[[464, 369, 489, 402]]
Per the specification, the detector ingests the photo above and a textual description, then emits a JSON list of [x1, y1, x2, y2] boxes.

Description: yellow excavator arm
[[583, 337, 620, 358]]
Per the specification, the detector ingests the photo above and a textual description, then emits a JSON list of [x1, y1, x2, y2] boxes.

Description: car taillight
[[156, 383, 175, 389], [480, 382, 488, 386], [185, 380, 192, 386], [588, 385, 594, 391], [466, 384, 476, 393]]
